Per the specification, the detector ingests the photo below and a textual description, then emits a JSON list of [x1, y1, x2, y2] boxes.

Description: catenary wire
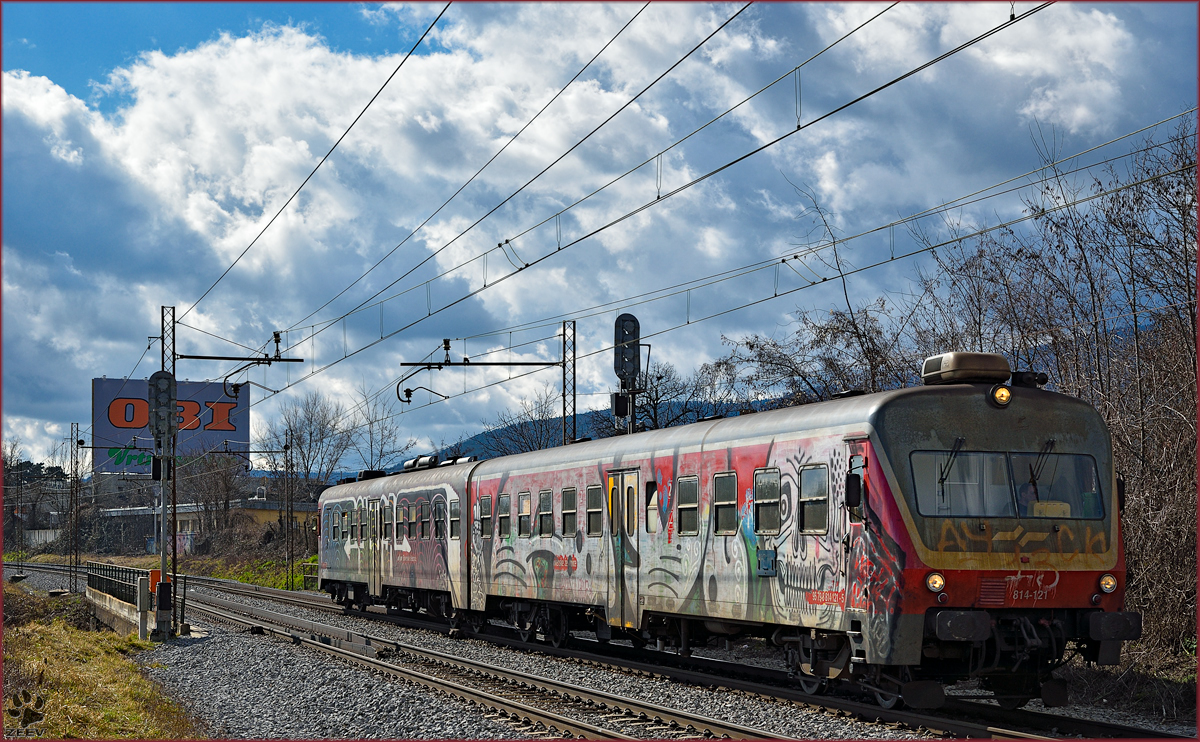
[[331, 163, 1194, 437], [297, 3, 754, 333], [444, 126, 1197, 341], [177, 3, 452, 324], [291, 2, 894, 337], [262, 1, 1054, 376], [272, 0, 1051, 357], [284, 2, 652, 334]]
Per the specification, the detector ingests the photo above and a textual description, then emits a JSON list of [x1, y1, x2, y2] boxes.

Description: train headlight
[[989, 385, 1012, 407], [925, 572, 946, 593], [1099, 574, 1117, 594]]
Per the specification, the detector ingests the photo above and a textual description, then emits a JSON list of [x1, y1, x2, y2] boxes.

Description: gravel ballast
[[9, 566, 1195, 738], [183, 586, 935, 740], [141, 624, 524, 739]]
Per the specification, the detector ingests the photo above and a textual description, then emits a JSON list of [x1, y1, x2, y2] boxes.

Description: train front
[[871, 352, 1141, 708]]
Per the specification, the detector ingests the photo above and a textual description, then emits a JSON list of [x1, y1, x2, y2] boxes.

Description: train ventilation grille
[[978, 578, 1007, 607]]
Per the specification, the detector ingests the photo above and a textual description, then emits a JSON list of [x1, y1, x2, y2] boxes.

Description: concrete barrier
[[86, 579, 152, 639]]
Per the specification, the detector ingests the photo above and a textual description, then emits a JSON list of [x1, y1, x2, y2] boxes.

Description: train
[[316, 351, 1141, 709]]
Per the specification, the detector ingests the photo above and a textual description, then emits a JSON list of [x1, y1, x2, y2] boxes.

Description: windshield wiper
[[938, 437, 966, 506], [1028, 438, 1056, 497]]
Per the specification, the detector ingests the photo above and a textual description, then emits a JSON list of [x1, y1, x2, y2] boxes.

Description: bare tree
[[258, 390, 354, 499], [348, 379, 416, 472], [478, 384, 561, 457], [178, 453, 249, 536]]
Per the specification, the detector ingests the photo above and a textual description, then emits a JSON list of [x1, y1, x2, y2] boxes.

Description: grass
[[2, 583, 205, 739], [1056, 642, 1197, 722], [12, 550, 315, 591]]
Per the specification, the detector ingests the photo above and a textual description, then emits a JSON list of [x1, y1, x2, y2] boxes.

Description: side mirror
[[845, 472, 862, 509], [1116, 475, 1126, 512]]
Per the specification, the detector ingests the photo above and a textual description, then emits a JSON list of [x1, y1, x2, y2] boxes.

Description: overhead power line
[[285, 2, 652, 334], [335, 162, 1194, 436], [258, 2, 1054, 387], [296, 2, 754, 335], [445, 125, 1197, 341], [178, 3, 452, 324], [292, 1, 894, 337]]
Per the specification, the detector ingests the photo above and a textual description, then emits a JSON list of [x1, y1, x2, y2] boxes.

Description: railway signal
[[613, 313, 640, 385], [147, 370, 177, 447]]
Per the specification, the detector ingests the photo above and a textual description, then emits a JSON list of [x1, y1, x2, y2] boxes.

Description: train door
[[607, 470, 641, 629], [843, 442, 870, 620], [367, 498, 382, 597]]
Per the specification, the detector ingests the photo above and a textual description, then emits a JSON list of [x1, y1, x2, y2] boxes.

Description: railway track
[[184, 590, 790, 740], [15, 561, 1190, 740]]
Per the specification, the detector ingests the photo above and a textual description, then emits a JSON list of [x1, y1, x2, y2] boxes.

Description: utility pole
[[69, 423, 81, 593], [149, 305, 178, 638], [163, 305, 178, 632], [561, 321, 576, 445], [285, 429, 293, 590]]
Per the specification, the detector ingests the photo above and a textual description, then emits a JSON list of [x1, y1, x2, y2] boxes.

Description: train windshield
[[911, 451, 1103, 519], [913, 451, 1014, 517], [1011, 452, 1104, 519]]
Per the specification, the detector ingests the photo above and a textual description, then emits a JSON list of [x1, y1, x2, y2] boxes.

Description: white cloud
[[1, 3, 1192, 464]]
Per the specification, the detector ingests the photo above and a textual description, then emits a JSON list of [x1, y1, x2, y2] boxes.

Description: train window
[[562, 488, 577, 536], [848, 455, 866, 522], [538, 491, 553, 536], [586, 485, 603, 536], [1009, 452, 1103, 519], [625, 479, 638, 535], [408, 505, 418, 539], [383, 506, 393, 540], [677, 477, 699, 535], [434, 501, 446, 539], [754, 469, 781, 534], [341, 510, 348, 540], [450, 499, 461, 539], [480, 495, 492, 538], [798, 466, 828, 533], [645, 481, 658, 533], [498, 494, 511, 537], [350, 509, 358, 540], [911, 451, 1014, 517], [714, 472, 738, 534], [519, 493, 532, 537], [420, 501, 431, 539]]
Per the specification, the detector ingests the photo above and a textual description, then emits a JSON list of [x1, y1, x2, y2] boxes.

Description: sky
[[3, 2, 1197, 468]]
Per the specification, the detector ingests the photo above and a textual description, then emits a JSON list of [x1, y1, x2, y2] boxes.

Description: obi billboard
[[91, 378, 250, 474]]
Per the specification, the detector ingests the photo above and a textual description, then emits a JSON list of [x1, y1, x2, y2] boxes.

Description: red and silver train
[[317, 352, 1141, 709]]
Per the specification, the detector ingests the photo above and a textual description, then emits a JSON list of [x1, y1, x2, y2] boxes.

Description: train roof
[[319, 381, 1105, 501]]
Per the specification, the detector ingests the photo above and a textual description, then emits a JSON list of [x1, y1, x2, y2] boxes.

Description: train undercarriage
[[322, 578, 1137, 711]]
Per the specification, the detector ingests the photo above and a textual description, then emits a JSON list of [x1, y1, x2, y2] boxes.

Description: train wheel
[[873, 668, 910, 710], [466, 612, 488, 635], [512, 607, 536, 642], [797, 674, 828, 696], [544, 608, 570, 648]]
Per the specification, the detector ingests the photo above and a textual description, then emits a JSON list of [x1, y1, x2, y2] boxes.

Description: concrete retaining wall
[[86, 587, 147, 638]]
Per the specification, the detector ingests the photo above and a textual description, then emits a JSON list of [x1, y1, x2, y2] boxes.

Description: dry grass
[[2, 583, 205, 739], [1055, 642, 1197, 722]]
